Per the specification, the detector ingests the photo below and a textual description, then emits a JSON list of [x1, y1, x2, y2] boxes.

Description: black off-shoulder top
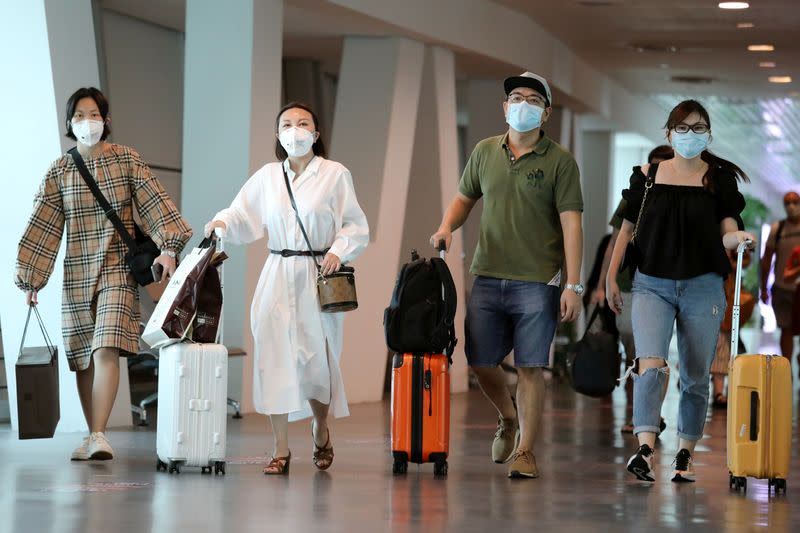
[[623, 163, 745, 280]]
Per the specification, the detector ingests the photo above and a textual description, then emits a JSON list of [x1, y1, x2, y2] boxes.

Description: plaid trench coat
[[15, 143, 192, 371]]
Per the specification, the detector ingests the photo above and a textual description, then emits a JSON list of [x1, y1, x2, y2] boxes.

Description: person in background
[[15, 87, 191, 461], [593, 144, 673, 433], [710, 249, 754, 407], [760, 191, 800, 363]]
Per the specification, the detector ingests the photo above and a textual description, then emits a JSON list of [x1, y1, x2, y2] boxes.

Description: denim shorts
[[465, 276, 560, 368]]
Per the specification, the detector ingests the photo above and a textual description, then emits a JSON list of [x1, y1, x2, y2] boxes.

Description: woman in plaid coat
[[15, 87, 192, 460]]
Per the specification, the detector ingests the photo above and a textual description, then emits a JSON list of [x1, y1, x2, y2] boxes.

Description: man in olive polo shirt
[[430, 71, 583, 479]]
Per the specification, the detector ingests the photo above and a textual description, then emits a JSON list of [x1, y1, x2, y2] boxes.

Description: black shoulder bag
[[621, 163, 657, 274], [68, 147, 160, 286]]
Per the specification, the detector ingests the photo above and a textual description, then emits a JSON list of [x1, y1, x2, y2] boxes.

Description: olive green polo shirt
[[459, 132, 583, 283]]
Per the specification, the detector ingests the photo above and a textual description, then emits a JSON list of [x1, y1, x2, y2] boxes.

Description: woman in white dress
[[205, 102, 369, 475]]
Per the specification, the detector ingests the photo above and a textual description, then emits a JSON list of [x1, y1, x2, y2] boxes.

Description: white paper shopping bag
[[142, 240, 215, 348]]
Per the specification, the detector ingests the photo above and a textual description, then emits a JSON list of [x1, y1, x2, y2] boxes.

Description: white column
[[329, 37, 425, 403], [460, 80, 507, 297], [402, 46, 468, 392], [181, 0, 284, 413], [0, 0, 136, 432], [578, 128, 614, 293]]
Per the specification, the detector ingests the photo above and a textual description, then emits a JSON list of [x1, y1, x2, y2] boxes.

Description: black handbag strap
[[68, 147, 138, 253], [281, 163, 323, 274], [18, 305, 56, 357], [631, 163, 657, 243], [582, 305, 603, 339]]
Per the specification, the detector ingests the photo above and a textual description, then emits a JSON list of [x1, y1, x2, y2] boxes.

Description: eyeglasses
[[673, 123, 710, 134], [508, 93, 547, 107]]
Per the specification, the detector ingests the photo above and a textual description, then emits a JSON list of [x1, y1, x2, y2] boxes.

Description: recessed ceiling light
[[769, 76, 792, 84], [748, 44, 775, 52], [719, 2, 749, 8], [736, 22, 754, 28], [760, 62, 777, 68]]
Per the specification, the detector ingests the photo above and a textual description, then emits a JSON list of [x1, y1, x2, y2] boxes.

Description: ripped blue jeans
[[629, 271, 725, 441]]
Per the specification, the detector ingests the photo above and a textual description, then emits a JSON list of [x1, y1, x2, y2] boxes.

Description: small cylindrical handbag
[[282, 166, 358, 313]]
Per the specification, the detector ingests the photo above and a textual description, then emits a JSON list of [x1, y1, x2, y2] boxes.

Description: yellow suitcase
[[727, 241, 792, 494]]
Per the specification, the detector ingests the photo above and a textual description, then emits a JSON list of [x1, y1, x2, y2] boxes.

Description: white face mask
[[279, 126, 315, 158], [72, 119, 104, 147]]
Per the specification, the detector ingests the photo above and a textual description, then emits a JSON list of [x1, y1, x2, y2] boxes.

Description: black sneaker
[[671, 448, 696, 483], [627, 444, 655, 482]]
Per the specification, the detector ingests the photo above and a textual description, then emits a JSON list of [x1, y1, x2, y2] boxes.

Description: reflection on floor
[[0, 349, 798, 532]]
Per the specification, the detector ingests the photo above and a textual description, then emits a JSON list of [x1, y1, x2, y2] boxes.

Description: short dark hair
[[274, 101, 327, 161], [647, 144, 673, 164], [65, 87, 111, 141]]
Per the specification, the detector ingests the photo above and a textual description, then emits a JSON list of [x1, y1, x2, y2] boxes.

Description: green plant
[[740, 194, 772, 296]]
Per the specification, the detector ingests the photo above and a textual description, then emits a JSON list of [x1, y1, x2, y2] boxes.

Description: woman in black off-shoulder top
[[604, 99, 757, 485]]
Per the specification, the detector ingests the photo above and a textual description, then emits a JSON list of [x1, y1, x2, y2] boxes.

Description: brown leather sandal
[[263, 451, 291, 475], [312, 424, 334, 471]]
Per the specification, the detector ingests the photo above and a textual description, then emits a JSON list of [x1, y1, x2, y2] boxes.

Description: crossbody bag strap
[[68, 147, 138, 252], [281, 164, 322, 274], [631, 163, 657, 243]]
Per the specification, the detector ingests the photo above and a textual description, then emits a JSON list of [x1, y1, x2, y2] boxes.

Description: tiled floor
[[0, 341, 798, 532]]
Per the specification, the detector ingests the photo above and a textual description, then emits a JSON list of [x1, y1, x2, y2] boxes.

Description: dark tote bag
[[16, 305, 60, 439], [567, 306, 619, 398]]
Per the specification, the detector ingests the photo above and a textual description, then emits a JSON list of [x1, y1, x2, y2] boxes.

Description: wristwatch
[[161, 250, 177, 258], [564, 283, 585, 296]]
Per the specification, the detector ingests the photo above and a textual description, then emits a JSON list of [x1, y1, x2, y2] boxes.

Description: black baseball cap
[[503, 71, 552, 107]]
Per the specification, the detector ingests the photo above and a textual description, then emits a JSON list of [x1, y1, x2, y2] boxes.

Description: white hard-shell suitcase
[[156, 232, 228, 475]]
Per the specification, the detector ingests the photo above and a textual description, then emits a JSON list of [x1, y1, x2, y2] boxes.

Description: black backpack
[[384, 250, 457, 360]]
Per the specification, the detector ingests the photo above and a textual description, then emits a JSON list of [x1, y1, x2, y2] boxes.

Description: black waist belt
[[270, 249, 328, 258]]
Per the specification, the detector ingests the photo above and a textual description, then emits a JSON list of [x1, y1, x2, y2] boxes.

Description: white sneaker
[[71, 436, 91, 461], [88, 432, 114, 460]]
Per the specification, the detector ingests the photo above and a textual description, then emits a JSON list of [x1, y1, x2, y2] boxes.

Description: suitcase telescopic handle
[[730, 239, 753, 360]]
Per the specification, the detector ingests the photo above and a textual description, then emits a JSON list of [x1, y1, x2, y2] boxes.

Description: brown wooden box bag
[[16, 305, 60, 439]]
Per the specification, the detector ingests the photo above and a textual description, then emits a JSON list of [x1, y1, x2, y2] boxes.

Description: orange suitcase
[[727, 240, 792, 494], [391, 352, 450, 476]]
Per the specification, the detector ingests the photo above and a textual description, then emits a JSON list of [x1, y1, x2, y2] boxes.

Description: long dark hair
[[65, 87, 111, 141], [664, 99, 749, 190], [274, 101, 327, 161]]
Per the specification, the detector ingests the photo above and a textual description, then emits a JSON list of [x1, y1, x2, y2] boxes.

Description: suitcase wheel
[[156, 459, 168, 472], [392, 458, 408, 475], [214, 461, 226, 475], [168, 460, 181, 475], [201, 466, 212, 475], [769, 478, 787, 495], [433, 460, 448, 477], [729, 474, 746, 493]]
